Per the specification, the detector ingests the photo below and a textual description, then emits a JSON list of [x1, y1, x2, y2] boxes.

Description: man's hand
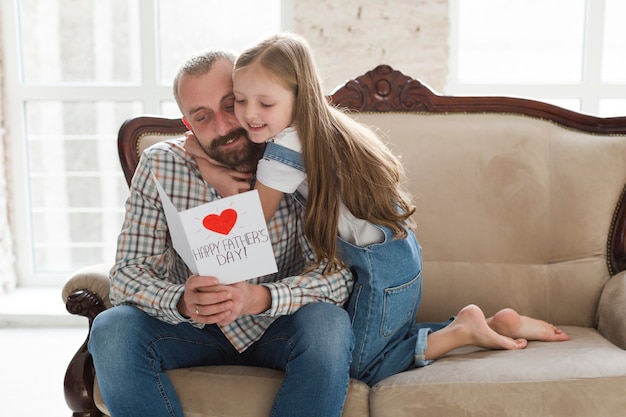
[[178, 276, 232, 324], [179, 275, 271, 326], [183, 132, 252, 196]]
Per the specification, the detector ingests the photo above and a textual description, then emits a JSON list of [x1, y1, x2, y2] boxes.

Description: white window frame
[[447, 0, 626, 116], [2, 0, 292, 287]]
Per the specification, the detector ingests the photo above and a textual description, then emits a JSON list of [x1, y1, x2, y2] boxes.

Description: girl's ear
[[182, 117, 192, 131]]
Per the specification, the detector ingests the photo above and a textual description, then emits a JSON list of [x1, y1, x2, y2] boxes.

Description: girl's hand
[[183, 132, 253, 197], [183, 131, 208, 160], [197, 158, 253, 197]]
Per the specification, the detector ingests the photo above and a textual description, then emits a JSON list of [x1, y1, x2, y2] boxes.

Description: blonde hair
[[235, 33, 415, 272]]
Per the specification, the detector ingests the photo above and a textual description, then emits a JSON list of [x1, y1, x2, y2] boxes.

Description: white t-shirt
[[257, 127, 384, 247]]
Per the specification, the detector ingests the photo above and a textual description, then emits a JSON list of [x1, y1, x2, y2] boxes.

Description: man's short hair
[[172, 49, 237, 109]]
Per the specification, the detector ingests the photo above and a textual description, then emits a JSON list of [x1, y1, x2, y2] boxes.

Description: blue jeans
[[88, 303, 354, 417], [341, 227, 452, 386]]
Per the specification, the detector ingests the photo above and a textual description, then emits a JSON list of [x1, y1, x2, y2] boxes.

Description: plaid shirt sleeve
[[109, 140, 202, 325]]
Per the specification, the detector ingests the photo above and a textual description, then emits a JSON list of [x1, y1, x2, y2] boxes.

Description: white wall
[[0, 2, 17, 291]]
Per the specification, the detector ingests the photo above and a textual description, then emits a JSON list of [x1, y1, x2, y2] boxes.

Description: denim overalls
[[263, 142, 446, 386]]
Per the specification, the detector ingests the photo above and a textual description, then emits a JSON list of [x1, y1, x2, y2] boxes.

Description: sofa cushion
[[369, 326, 626, 417], [94, 366, 371, 417]]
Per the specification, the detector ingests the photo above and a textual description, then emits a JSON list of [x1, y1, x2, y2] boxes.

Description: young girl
[[186, 33, 569, 386]]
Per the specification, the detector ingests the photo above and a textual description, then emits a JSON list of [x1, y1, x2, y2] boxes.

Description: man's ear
[[182, 117, 192, 131]]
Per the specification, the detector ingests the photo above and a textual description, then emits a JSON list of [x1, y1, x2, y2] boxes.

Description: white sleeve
[[256, 127, 306, 193], [256, 157, 306, 193]]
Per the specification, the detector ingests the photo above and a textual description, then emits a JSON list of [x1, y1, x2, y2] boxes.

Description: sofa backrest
[[118, 116, 187, 185], [329, 65, 626, 326], [118, 65, 626, 328]]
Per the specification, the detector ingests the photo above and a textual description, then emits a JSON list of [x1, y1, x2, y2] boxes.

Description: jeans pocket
[[380, 273, 422, 338]]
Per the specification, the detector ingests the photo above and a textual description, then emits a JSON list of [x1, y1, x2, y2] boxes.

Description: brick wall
[[293, 0, 449, 93]]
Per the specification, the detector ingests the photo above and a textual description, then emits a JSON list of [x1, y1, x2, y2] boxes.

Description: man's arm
[[112, 141, 351, 335], [109, 141, 211, 325], [110, 141, 287, 328]]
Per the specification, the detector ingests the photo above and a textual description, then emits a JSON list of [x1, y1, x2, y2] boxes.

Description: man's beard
[[198, 128, 264, 173]]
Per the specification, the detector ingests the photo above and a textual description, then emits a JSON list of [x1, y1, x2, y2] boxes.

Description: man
[[88, 49, 355, 417]]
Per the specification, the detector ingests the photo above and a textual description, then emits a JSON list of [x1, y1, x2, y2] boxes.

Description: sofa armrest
[[62, 263, 112, 417], [62, 263, 113, 311], [597, 271, 626, 350]]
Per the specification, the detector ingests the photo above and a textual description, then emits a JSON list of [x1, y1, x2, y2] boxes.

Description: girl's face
[[233, 66, 295, 144]]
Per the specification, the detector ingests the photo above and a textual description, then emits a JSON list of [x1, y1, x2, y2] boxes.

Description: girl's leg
[[362, 305, 570, 387], [356, 319, 450, 386], [343, 229, 423, 384], [361, 305, 526, 386]]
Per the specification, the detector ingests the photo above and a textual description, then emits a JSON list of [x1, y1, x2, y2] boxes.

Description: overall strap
[[263, 141, 305, 173]]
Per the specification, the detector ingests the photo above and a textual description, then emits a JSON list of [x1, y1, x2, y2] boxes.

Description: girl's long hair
[[235, 33, 415, 272]]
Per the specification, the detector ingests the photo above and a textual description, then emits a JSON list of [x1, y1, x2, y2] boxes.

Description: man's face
[[177, 59, 263, 172]]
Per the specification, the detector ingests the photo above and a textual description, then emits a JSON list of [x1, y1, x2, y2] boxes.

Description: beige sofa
[[63, 65, 626, 417]]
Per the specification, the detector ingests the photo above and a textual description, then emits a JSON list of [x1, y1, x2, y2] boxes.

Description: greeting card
[[152, 174, 277, 284]]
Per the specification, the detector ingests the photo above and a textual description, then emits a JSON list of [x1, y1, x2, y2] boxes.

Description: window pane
[[599, 100, 626, 117], [161, 101, 181, 118], [457, 0, 585, 84], [33, 240, 123, 273], [18, 0, 141, 83], [25, 100, 140, 273], [157, 0, 281, 84], [602, 0, 626, 83]]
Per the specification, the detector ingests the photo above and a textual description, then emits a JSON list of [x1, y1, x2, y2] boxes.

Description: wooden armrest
[[62, 263, 113, 312], [63, 263, 112, 417], [597, 271, 626, 349]]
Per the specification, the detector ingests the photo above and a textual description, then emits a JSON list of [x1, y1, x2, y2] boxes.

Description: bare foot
[[424, 305, 528, 361], [456, 305, 528, 349], [487, 308, 570, 342]]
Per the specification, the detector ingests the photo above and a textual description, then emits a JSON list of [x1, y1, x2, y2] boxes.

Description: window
[[448, 0, 626, 117], [3, 0, 287, 286]]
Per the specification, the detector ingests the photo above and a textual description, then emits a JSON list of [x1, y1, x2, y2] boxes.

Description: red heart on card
[[202, 208, 238, 235]]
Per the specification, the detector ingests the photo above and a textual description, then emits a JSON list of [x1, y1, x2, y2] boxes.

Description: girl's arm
[[195, 157, 252, 197], [254, 132, 305, 224], [184, 132, 252, 197], [255, 180, 285, 223]]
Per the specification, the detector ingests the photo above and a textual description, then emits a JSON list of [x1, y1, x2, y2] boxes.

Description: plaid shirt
[[110, 139, 354, 352]]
